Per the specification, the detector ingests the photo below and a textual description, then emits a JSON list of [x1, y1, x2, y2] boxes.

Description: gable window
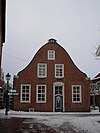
[[20, 84, 31, 103], [55, 64, 64, 78], [48, 50, 55, 60], [72, 85, 82, 103], [37, 63, 47, 78], [36, 85, 46, 103]]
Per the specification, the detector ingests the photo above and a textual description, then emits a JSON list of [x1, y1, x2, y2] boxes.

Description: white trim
[[72, 85, 82, 103], [48, 50, 55, 60], [55, 64, 64, 78], [20, 84, 31, 103], [36, 85, 47, 103], [53, 82, 64, 112], [37, 63, 47, 78], [53, 82, 64, 86]]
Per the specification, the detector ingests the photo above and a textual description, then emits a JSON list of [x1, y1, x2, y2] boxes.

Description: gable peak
[[48, 38, 57, 44]]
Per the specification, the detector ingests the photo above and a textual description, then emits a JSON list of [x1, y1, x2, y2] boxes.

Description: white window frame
[[48, 50, 55, 60], [20, 84, 31, 103], [36, 85, 46, 103], [37, 63, 47, 78], [72, 85, 82, 103], [55, 64, 64, 78]]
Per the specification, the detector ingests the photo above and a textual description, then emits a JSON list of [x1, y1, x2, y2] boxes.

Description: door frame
[[53, 82, 65, 112]]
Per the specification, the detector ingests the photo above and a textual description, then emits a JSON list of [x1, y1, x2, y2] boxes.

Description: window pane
[[38, 89, 41, 93], [22, 89, 25, 93], [26, 86, 29, 89], [77, 94, 80, 98], [42, 97, 45, 101], [73, 94, 76, 97], [26, 94, 29, 97], [22, 94, 25, 98], [76, 87, 80, 93], [23, 86, 25, 89], [73, 98, 76, 101], [42, 89, 45, 93], [38, 94, 41, 97], [26, 89, 29, 93], [38, 97, 41, 101], [77, 98, 80, 101], [26, 97, 29, 101], [22, 97, 25, 101]]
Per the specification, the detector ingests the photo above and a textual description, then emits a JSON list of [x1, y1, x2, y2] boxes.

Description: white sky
[[2, 0, 100, 82]]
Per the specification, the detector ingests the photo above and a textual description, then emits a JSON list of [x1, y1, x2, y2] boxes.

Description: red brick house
[[13, 39, 90, 112]]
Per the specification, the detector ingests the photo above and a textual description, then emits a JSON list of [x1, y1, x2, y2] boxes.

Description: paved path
[[0, 117, 86, 133]]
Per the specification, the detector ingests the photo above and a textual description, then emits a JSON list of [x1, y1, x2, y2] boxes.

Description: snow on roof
[[92, 73, 100, 80]]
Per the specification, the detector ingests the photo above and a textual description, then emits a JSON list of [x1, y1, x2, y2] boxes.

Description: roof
[[92, 73, 100, 80], [95, 73, 100, 78]]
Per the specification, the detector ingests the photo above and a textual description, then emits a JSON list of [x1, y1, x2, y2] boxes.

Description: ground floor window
[[72, 85, 82, 103], [20, 84, 31, 103], [36, 85, 46, 103]]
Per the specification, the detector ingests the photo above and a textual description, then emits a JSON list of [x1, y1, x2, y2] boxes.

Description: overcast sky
[[2, 0, 100, 82]]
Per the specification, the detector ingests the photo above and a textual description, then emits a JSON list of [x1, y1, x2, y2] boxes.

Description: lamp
[[6, 73, 11, 81]]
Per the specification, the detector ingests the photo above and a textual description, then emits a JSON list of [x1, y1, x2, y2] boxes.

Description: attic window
[[48, 39, 57, 43], [48, 50, 55, 60]]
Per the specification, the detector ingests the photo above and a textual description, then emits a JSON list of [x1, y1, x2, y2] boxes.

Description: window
[[48, 50, 55, 60], [36, 85, 46, 103], [55, 86, 63, 95], [20, 84, 31, 103], [96, 82, 100, 95], [55, 64, 64, 78], [37, 63, 47, 78], [72, 85, 82, 103]]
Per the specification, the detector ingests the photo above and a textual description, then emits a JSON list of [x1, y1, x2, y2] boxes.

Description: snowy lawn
[[0, 109, 100, 133]]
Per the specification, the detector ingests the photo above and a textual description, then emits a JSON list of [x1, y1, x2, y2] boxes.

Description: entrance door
[[55, 95, 63, 112], [55, 86, 63, 112]]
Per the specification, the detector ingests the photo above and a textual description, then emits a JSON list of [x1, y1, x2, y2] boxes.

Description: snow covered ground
[[0, 108, 100, 133]]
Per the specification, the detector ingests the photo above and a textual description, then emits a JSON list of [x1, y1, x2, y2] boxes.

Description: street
[[0, 117, 86, 133], [0, 109, 100, 133]]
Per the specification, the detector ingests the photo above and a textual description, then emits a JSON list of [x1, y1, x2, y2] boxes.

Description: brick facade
[[13, 39, 90, 112]]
